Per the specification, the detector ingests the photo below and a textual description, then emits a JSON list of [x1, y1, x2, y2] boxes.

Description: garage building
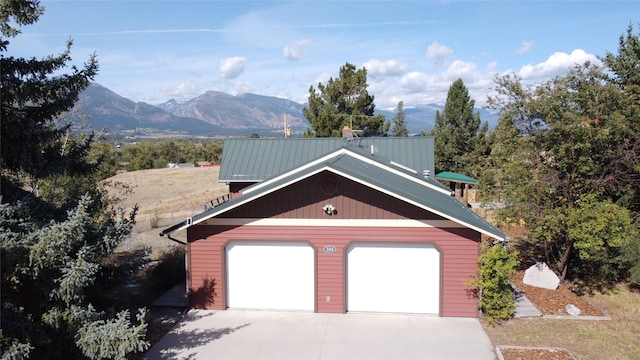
[[160, 138, 505, 317]]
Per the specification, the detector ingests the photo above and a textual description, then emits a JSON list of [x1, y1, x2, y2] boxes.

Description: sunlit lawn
[[482, 285, 640, 359]]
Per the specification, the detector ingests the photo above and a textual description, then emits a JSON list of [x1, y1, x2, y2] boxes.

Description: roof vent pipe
[[370, 145, 375, 156]]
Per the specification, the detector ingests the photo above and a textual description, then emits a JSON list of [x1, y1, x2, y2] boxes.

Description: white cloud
[[516, 41, 533, 55], [425, 41, 453, 65], [234, 81, 254, 95], [438, 61, 496, 105], [219, 56, 247, 79], [159, 81, 203, 100], [284, 39, 312, 61], [401, 61, 480, 93], [518, 49, 601, 80], [307, 71, 333, 87], [363, 59, 408, 77], [400, 72, 431, 93], [377, 75, 444, 108], [425, 41, 454, 69], [442, 60, 478, 79], [393, 58, 496, 108]]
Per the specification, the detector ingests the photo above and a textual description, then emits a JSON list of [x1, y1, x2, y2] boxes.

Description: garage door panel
[[347, 244, 439, 314], [226, 242, 314, 311]]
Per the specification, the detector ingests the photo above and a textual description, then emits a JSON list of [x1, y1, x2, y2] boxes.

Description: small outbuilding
[[435, 171, 479, 206], [160, 137, 505, 317]]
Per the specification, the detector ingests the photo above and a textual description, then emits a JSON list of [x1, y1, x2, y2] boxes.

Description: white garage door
[[347, 243, 440, 314], [226, 242, 314, 311]]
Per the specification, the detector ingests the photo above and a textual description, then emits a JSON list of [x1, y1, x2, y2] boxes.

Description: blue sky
[[7, 0, 638, 109]]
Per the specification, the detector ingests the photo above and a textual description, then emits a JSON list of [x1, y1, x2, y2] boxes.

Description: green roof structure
[[161, 146, 505, 241], [218, 137, 435, 183], [435, 171, 479, 185]]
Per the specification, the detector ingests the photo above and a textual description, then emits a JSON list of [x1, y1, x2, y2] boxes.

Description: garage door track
[[145, 310, 494, 360]]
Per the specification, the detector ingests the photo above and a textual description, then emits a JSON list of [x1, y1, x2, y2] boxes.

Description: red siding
[[316, 237, 345, 313], [187, 225, 229, 310], [188, 242, 222, 309], [222, 172, 446, 221], [187, 224, 480, 317]]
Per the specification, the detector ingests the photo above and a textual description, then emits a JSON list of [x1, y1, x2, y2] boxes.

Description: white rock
[[565, 304, 581, 316], [523, 262, 560, 290]]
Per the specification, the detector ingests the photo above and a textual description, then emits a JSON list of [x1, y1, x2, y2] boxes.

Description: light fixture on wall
[[323, 204, 336, 215]]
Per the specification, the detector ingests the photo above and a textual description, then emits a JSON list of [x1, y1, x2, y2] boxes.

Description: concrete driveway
[[145, 310, 495, 360]]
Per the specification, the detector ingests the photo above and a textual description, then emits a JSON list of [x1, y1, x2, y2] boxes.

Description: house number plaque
[[323, 245, 336, 253]]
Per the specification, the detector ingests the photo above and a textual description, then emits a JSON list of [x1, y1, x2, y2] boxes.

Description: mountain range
[[71, 83, 498, 137]]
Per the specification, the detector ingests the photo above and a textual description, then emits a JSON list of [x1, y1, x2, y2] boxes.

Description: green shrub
[[468, 242, 520, 324]]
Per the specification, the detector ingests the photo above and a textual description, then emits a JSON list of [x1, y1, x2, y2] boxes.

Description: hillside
[[103, 166, 229, 250]]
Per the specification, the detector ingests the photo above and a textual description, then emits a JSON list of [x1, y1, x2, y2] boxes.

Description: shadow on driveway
[[145, 310, 494, 360], [145, 311, 250, 359]]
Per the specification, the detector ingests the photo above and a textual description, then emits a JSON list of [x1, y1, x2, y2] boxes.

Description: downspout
[[162, 232, 187, 245], [158, 217, 193, 245]]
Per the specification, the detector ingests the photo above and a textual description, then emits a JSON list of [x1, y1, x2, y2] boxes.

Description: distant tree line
[[114, 140, 223, 172]]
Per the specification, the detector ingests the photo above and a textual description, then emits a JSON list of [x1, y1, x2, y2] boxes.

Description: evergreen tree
[[599, 24, 640, 283], [429, 79, 489, 177], [303, 62, 389, 137], [602, 24, 640, 90], [600, 24, 640, 214], [391, 101, 408, 136], [0, 1, 148, 358]]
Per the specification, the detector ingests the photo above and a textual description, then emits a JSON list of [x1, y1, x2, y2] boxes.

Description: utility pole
[[284, 114, 291, 138]]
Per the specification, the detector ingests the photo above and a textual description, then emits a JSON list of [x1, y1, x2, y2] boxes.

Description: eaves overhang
[[160, 148, 506, 241]]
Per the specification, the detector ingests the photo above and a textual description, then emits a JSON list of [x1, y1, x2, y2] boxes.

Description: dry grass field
[[103, 166, 228, 254]]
